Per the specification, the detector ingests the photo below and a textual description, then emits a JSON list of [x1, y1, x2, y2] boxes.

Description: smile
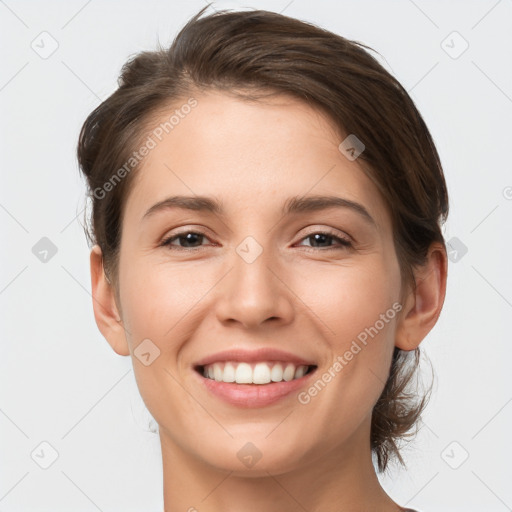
[[198, 361, 316, 384], [192, 348, 319, 408]]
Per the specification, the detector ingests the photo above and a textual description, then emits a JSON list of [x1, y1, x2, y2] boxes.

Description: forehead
[[124, 90, 391, 228]]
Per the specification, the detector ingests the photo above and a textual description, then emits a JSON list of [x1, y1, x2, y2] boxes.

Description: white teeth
[[213, 363, 223, 382], [253, 363, 271, 384], [294, 365, 307, 379], [235, 362, 252, 384], [283, 363, 295, 382], [201, 361, 310, 384], [223, 362, 236, 382], [271, 363, 283, 382]]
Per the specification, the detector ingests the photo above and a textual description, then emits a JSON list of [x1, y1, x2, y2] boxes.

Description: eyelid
[[160, 225, 213, 241], [298, 225, 352, 243]]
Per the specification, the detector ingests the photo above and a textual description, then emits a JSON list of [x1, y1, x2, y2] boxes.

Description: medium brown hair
[[77, 5, 448, 472]]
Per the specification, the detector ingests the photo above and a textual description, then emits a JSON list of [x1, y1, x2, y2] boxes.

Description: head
[[78, 6, 448, 475]]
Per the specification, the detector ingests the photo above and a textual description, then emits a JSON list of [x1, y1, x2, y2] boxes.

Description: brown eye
[[161, 231, 210, 250], [160, 229, 352, 252], [296, 231, 352, 250]]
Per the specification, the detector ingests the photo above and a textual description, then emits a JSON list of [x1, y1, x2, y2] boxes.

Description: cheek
[[290, 260, 400, 427], [118, 259, 204, 426], [120, 258, 199, 340], [292, 256, 401, 345]]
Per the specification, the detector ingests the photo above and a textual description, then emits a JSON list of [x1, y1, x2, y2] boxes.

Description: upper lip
[[194, 348, 317, 368]]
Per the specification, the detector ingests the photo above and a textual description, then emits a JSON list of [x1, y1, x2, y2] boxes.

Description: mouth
[[192, 348, 318, 408], [194, 361, 317, 384], [192, 347, 318, 408]]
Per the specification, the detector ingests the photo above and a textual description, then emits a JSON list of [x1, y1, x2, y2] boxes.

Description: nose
[[214, 241, 295, 330]]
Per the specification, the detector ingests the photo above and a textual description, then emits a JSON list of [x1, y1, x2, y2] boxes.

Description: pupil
[[179, 233, 333, 248], [312, 233, 329, 247], [182, 233, 201, 247]]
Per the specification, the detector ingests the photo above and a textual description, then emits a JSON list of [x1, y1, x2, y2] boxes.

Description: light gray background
[[1, 0, 511, 511]]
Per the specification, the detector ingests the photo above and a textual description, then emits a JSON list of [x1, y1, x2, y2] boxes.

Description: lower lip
[[195, 368, 317, 408]]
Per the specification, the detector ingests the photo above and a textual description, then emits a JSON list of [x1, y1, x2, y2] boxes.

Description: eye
[[295, 230, 352, 251], [160, 229, 352, 251], [160, 231, 211, 250]]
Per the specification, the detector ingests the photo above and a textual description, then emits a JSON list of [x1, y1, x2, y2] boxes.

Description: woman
[[77, 6, 448, 511]]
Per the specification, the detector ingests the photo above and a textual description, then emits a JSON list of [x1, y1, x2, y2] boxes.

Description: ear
[[90, 245, 130, 356], [395, 242, 448, 351]]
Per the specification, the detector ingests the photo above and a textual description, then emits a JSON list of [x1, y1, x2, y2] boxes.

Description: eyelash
[[160, 229, 353, 252]]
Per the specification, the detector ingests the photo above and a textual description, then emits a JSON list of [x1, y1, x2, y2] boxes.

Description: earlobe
[[90, 245, 130, 356], [395, 242, 448, 351]]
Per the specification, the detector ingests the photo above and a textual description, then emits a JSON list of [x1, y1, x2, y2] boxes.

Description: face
[[114, 90, 404, 475]]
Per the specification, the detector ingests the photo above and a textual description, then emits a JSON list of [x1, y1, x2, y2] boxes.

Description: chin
[[194, 436, 312, 476]]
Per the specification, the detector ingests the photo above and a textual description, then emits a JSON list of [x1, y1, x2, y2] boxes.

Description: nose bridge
[[215, 231, 294, 327], [232, 233, 279, 299]]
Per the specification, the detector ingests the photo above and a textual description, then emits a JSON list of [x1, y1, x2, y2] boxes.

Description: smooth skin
[[90, 90, 447, 512]]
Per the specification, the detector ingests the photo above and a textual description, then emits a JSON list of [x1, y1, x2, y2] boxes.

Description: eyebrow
[[142, 194, 377, 227]]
